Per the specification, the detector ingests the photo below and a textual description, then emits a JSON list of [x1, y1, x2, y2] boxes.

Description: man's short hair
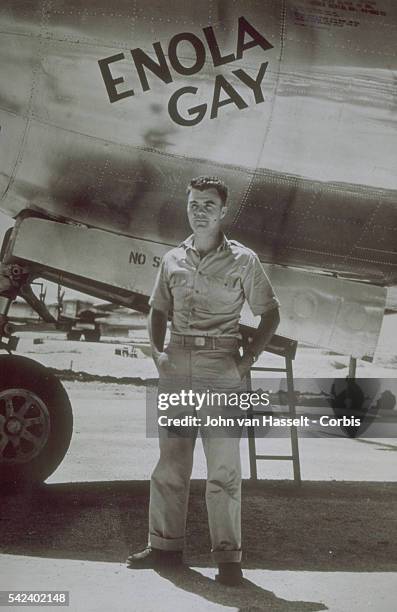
[[187, 176, 228, 205]]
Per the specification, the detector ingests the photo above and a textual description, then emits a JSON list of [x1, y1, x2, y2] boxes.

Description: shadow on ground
[[153, 566, 327, 611], [1, 479, 396, 574]]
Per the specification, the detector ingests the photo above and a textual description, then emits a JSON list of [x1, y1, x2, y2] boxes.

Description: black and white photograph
[[0, 1, 396, 610]]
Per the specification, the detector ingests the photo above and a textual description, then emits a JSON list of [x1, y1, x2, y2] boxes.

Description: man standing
[[127, 176, 280, 585]]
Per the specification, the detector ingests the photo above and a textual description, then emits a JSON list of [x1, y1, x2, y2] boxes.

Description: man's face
[[187, 187, 227, 234]]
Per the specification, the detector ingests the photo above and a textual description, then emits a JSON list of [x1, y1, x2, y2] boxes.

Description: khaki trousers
[[148, 343, 245, 563]]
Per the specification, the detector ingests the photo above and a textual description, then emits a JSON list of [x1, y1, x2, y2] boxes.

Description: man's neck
[[193, 231, 222, 257]]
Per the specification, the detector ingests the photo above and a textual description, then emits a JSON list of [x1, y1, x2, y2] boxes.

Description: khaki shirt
[[149, 234, 279, 337]]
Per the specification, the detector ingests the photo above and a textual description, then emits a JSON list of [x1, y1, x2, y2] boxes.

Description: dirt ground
[[1, 480, 396, 573], [1, 380, 396, 611]]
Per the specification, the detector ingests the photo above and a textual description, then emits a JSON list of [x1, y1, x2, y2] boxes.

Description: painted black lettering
[[236, 16, 273, 60], [168, 86, 207, 126], [129, 251, 147, 265], [131, 42, 173, 92], [98, 53, 134, 103], [233, 62, 268, 103], [203, 26, 236, 67], [168, 32, 206, 76], [152, 256, 161, 268], [210, 75, 248, 119]]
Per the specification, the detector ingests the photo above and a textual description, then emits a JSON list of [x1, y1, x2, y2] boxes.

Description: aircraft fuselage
[[0, 0, 396, 285]]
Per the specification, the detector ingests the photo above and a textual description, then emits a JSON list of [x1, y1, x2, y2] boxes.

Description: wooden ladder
[[240, 328, 301, 483]]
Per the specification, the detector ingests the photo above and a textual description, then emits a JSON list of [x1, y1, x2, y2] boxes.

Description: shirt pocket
[[169, 271, 191, 310], [207, 274, 242, 310]]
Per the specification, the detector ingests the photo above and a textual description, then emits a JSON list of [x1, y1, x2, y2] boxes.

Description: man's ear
[[220, 205, 227, 219]]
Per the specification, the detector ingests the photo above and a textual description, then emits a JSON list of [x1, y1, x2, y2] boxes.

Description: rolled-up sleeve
[[242, 253, 280, 316], [148, 256, 172, 312]]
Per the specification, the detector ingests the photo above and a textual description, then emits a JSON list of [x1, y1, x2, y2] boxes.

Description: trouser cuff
[[211, 549, 242, 563], [149, 533, 185, 551]]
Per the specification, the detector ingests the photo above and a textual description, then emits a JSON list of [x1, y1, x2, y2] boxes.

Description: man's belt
[[170, 333, 239, 350]]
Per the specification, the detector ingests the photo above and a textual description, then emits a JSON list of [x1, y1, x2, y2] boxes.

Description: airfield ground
[[1, 321, 396, 611]]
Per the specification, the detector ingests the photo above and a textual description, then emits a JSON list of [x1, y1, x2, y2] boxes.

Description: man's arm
[[237, 307, 280, 378], [147, 306, 174, 374], [147, 251, 174, 373], [148, 307, 168, 356]]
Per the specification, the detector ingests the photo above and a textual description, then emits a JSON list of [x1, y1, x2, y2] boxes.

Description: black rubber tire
[[83, 329, 101, 342], [0, 355, 73, 485]]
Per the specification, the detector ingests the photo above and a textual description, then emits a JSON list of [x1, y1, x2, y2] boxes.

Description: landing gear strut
[[0, 261, 73, 485], [0, 295, 19, 353]]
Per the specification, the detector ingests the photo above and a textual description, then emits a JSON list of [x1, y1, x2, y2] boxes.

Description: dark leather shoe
[[215, 562, 243, 586], [126, 546, 183, 569]]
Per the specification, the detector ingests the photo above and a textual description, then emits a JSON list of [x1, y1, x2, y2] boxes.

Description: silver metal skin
[[0, 1, 395, 483], [0, 0, 395, 285], [6, 213, 386, 359]]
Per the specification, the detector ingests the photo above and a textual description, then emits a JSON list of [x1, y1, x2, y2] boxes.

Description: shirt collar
[[180, 233, 230, 253]]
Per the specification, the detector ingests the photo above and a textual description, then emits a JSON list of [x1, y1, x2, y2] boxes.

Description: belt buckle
[[194, 337, 206, 347]]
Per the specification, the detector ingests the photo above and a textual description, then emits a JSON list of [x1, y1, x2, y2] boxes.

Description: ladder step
[[255, 455, 294, 461], [243, 332, 301, 483], [251, 367, 287, 372]]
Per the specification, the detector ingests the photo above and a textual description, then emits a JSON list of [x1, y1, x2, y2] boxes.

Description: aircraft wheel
[[0, 355, 73, 485]]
